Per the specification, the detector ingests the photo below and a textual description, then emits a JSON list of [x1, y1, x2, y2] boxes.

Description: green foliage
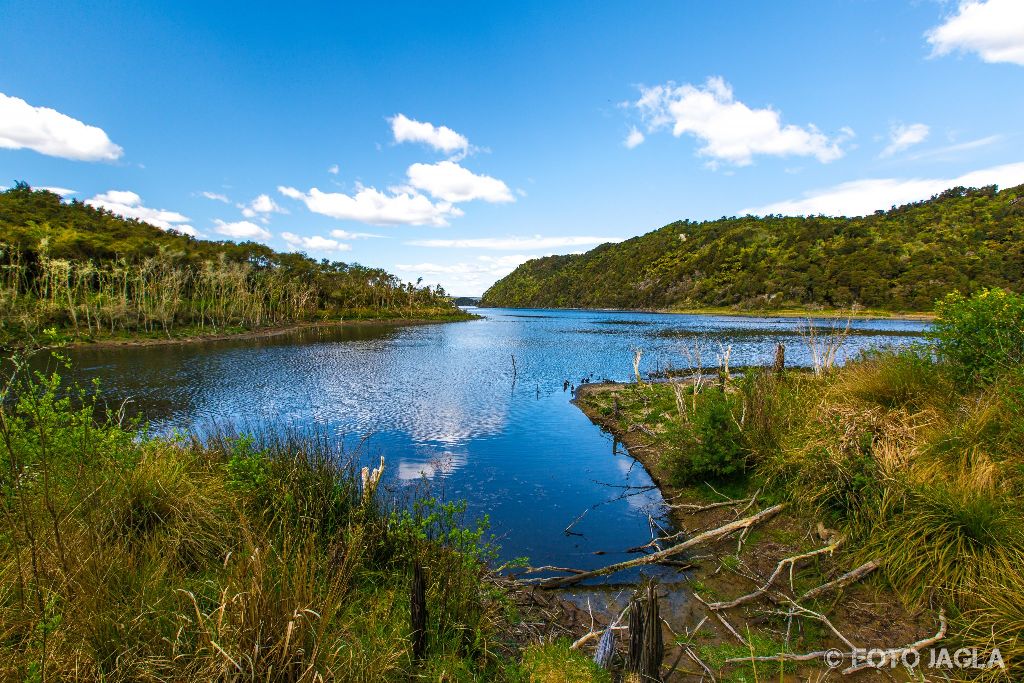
[[0, 362, 556, 680], [519, 639, 613, 682], [667, 387, 748, 485], [931, 288, 1024, 383], [480, 183, 1024, 312], [0, 185, 465, 344]]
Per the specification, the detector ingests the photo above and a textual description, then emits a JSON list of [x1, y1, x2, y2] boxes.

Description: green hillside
[[0, 183, 465, 344], [480, 184, 1024, 312]]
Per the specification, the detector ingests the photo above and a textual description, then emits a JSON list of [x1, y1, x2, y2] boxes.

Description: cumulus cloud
[[406, 235, 621, 250], [37, 186, 76, 197], [629, 77, 852, 166], [86, 190, 197, 236], [624, 126, 645, 149], [394, 253, 541, 294], [741, 161, 1024, 216], [0, 92, 123, 161], [201, 191, 230, 203], [278, 184, 461, 226], [881, 123, 930, 157], [389, 113, 469, 154], [213, 219, 272, 241], [927, 0, 1024, 66], [405, 160, 514, 203], [280, 231, 352, 252], [239, 193, 287, 219]]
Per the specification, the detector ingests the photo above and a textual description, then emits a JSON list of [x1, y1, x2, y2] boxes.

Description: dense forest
[[481, 184, 1024, 312], [0, 184, 465, 343]]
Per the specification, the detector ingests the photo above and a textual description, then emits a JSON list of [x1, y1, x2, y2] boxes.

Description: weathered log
[[538, 504, 785, 588]]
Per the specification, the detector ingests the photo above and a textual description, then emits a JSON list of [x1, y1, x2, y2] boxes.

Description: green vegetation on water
[[579, 288, 1024, 677], [480, 184, 1024, 313], [0, 184, 473, 347]]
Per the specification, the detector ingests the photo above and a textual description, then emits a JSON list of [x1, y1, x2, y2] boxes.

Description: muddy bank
[[569, 381, 937, 681]]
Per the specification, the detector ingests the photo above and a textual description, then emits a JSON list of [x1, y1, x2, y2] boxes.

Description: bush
[[931, 288, 1024, 383], [668, 387, 747, 485]]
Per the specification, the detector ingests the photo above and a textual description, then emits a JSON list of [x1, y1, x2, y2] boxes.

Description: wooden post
[[626, 583, 664, 682], [411, 563, 427, 663], [773, 343, 785, 375]]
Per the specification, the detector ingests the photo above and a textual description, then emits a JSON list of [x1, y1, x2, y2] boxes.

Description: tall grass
[[0, 362, 548, 681]]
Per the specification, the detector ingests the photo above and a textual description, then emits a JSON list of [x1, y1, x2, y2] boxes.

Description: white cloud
[[395, 253, 541, 295], [406, 235, 621, 250], [0, 92, 122, 161], [239, 193, 286, 218], [906, 134, 1001, 161], [201, 191, 230, 203], [213, 219, 272, 241], [630, 77, 852, 166], [329, 229, 381, 239], [86, 190, 197, 236], [405, 160, 514, 203], [38, 186, 76, 197], [624, 126, 645, 149], [742, 161, 1024, 216], [280, 231, 352, 252], [389, 113, 469, 154], [927, 0, 1024, 66], [278, 184, 461, 226], [328, 164, 339, 175], [881, 123, 930, 157]]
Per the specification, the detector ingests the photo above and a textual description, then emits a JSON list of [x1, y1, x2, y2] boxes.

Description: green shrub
[[668, 387, 747, 485], [931, 288, 1024, 383]]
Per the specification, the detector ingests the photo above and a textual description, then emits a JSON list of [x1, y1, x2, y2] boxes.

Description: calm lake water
[[60, 307, 928, 582]]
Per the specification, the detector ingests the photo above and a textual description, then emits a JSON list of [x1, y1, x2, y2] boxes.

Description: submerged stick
[[537, 504, 785, 589]]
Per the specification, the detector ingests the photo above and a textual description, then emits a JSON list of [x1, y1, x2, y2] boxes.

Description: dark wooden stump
[[626, 582, 664, 681], [773, 342, 786, 375], [411, 563, 427, 663]]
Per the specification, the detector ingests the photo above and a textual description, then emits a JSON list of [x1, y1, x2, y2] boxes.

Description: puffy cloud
[[37, 186, 76, 197], [406, 235, 621, 250], [389, 113, 469, 154], [240, 193, 286, 218], [881, 123, 930, 157], [741, 161, 1024, 216], [280, 231, 352, 252], [277, 184, 461, 226], [201, 191, 230, 203], [927, 0, 1024, 66], [405, 160, 514, 203], [86, 190, 197, 236], [624, 126, 645, 149], [0, 92, 123, 161], [629, 77, 852, 166], [213, 219, 272, 241]]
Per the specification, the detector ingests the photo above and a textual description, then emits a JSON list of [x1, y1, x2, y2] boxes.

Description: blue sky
[[1, 1, 1023, 295]]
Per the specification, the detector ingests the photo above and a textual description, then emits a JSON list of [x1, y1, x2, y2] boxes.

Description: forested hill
[[0, 184, 463, 343], [480, 184, 1024, 312]]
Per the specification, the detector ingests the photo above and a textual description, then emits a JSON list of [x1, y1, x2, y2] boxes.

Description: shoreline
[[478, 304, 935, 321], [54, 313, 479, 350]]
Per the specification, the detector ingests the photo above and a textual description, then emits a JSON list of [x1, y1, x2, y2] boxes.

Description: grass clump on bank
[[0, 360, 594, 681], [580, 288, 1024, 676]]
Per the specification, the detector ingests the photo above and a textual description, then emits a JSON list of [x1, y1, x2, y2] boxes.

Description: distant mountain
[[480, 184, 1024, 312], [453, 296, 481, 306]]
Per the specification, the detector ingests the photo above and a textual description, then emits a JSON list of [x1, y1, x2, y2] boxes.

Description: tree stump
[[411, 563, 427, 663], [626, 582, 664, 682]]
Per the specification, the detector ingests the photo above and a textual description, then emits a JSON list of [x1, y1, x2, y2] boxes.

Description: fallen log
[[538, 504, 785, 589]]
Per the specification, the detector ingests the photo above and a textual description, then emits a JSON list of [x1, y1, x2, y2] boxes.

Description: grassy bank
[[574, 288, 1023, 679], [0, 360, 603, 681]]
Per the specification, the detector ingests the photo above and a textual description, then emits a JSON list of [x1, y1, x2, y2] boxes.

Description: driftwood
[[707, 537, 844, 610], [800, 559, 879, 601], [842, 609, 947, 674], [537, 504, 785, 589]]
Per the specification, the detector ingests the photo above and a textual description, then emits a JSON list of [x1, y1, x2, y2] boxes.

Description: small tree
[[931, 288, 1024, 383]]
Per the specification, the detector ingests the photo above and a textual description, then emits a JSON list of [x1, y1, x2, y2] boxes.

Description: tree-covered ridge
[[0, 184, 464, 342], [481, 184, 1024, 312]]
